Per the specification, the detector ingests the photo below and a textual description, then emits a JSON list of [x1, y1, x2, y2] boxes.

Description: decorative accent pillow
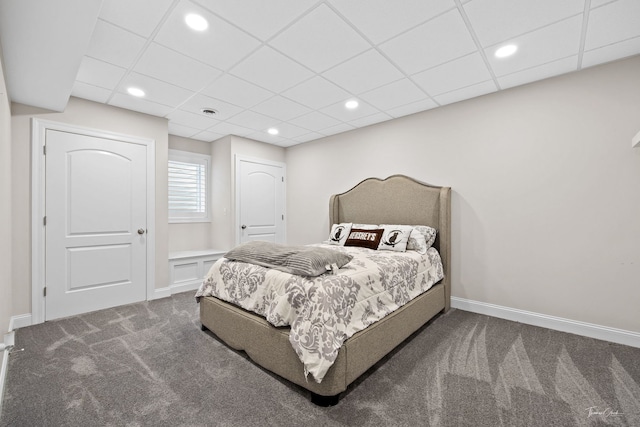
[[407, 225, 438, 254], [328, 223, 352, 245], [378, 225, 414, 252], [344, 228, 384, 250]]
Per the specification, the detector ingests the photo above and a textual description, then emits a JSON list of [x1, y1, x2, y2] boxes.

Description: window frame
[[168, 149, 211, 224]]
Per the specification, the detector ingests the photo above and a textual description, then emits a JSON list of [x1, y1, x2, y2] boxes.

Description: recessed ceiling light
[[127, 87, 145, 97], [267, 128, 279, 135], [185, 13, 208, 31], [345, 100, 359, 109], [495, 44, 517, 58]]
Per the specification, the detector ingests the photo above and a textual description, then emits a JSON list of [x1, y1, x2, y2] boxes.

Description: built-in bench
[[168, 249, 226, 294]]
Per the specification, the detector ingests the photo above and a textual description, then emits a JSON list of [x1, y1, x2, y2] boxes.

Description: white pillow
[[328, 223, 352, 246], [378, 225, 414, 252], [407, 225, 437, 254]]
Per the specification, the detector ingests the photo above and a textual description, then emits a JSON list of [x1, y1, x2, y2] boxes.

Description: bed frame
[[200, 174, 451, 405]]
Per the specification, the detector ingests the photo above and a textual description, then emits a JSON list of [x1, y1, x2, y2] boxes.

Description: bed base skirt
[[199, 282, 446, 402]]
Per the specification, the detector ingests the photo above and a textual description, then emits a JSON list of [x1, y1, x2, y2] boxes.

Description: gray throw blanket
[[223, 241, 353, 276]]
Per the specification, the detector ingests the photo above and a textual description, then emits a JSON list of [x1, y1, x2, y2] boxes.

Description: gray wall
[[286, 56, 640, 333], [11, 97, 169, 317], [0, 44, 12, 335]]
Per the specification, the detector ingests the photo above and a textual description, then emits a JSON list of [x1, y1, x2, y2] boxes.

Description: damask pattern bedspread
[[195, 244, 444, 383]]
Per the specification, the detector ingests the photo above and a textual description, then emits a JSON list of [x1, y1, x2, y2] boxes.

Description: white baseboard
[[153, 282, 200, 300], [9, 314, 32, 331], [451, 297, 640, 348], [152, 287, 172, 300]]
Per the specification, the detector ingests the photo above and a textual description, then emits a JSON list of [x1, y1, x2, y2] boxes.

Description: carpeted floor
[[1, 291, 638, 426]]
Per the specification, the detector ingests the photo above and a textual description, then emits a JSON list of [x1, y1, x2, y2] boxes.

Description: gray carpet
[[1, 292, 639, 427]]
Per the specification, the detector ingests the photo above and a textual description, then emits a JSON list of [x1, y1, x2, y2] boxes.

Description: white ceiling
[[1, 0, 639, 147]]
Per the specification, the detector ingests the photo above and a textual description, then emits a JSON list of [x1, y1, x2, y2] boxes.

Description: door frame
[[234, 155, 286, 246], [31, 118, 156, 324]]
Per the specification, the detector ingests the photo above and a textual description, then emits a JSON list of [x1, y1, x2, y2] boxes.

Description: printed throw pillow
[[344, 228, 384, 250], [328, 223, 352, 246], [378, 225, 414, 252], [407, 225, 438, 254]]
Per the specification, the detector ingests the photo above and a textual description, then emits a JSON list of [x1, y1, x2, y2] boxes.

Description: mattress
[[195, 243, 444, 382]]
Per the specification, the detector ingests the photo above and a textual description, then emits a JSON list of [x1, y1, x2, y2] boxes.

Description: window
[[168, 149, 210, 223]]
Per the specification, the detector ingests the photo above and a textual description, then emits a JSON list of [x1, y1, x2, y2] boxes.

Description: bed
[[198, 174, 451, 405]]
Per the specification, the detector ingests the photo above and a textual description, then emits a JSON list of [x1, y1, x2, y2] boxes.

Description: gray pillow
[[224, 241, 353, 277]]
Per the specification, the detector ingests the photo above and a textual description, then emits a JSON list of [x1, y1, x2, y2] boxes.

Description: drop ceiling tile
[[119, 72, 194, 107], [154, 0, 260, 71], [229, 46, 314, 93], [321, 100, 379, 121], [288, 111, 341, 132], [168, 122, 200, 138], [269, 122, 310, 139], [433, 80, 497, 106], [322, 49, 404, 94], [251, 96, 311, 121], [269, 4, 370, 73], [76, 56, 126, 90], [359, 78, 426, 110], [277, 140, 301, 148], [329, 0, 456, 45], [387, 98, 438, 118], [226, 110, 278, 131], [86, 20, 146, 68], [178, 93, 243, 121], [295, 132, 325, 143], [246, 131, 285, 144], [191, 129, 225, 142], [379, 9, 477, 75], [134, 43, 222, 92], [486, 16, 582, 77], [498, 56, 578, 89], [464, 0, 584, 47], [348, 112, 392, 128], [590, 0, 616, 8], [167, 109, 220, 129], [412, 53, 492, 96], [208, 121, 254, 137], [201, 74, 273, 109], [71, 82, 112, 104], [193, 0, 317, 41], [99, 0, 174, 37], [109, 93, 174, 117], [582, 36, 640, 68], [585, 0, 640, 50], [320, 123, 355, 136], [281, 76, 351, 110]]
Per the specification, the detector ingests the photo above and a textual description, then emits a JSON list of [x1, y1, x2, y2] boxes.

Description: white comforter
[[195, 243, 444, 383]]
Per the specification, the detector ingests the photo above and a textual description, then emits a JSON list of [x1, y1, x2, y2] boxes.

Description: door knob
[[138, 228, 145, 235], [241, 225, 247, 230]]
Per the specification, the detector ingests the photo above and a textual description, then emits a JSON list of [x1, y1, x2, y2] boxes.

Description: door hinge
[[282, 214, 284, 220], [43, 145, 46, 155], [281, 176, 284, 182], [43, 287, 47, 297], [43, 216, 47, 226]]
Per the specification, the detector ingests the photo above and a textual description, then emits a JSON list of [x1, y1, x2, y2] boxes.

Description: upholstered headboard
[[329, 175, 451, 310]]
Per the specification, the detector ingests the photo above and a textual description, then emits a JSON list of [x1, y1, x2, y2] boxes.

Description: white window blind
[[168, 150, 210, 223]]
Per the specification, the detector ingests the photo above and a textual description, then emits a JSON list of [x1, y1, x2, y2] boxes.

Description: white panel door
[[237, 158, 285, 244], [45, 129, 147, 320]]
